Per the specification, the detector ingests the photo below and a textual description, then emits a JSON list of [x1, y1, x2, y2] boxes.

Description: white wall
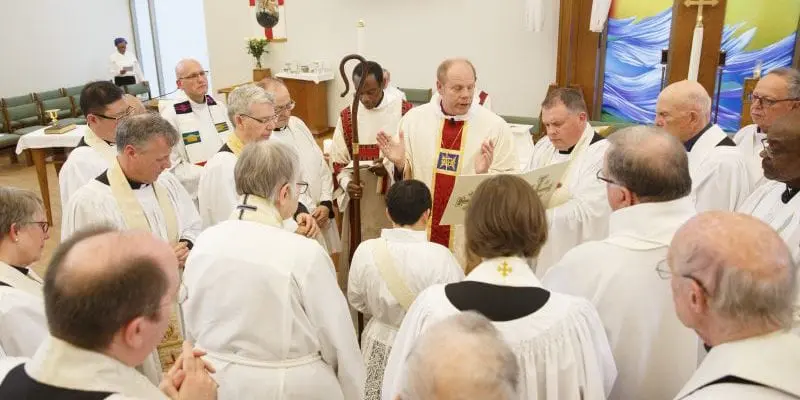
[[0, 0, 135, 96], [203, 0, 559, 127]]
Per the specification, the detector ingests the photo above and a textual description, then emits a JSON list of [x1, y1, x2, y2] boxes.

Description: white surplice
[[109, 51, 145, 83], [160, 90, 233, 199], [526, 124, 611, 276], [0, 262, 46, 358], [382, 257, 617, 400], [543, 197, 699, 400], [674, 332, 800, 399], [183, 195, 364, 400], [62, 171, 201, 245], [347, 228, 465, 399], [687, 125, 753, 212], [399, 102, 517, 263], [733, 123, 767, 188], [273, 116, 341, 253], [0, 336, 168, 399]]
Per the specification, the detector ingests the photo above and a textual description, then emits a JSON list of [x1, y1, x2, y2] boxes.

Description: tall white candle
[[687, 25, 703, 81], [357, 20, 366, 55]]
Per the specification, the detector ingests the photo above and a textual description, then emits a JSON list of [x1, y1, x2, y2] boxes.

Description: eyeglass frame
[[178, 70, 209, 81], [241, 113, 280, 125], [751, 94, 799, 108], [296, 181, 309, 195], [275, 100, 296, 113], [21, 220, 50, 234], [595, 169, 619, 186], [93, 106, 134, 121], [655, 259, 711, 295]]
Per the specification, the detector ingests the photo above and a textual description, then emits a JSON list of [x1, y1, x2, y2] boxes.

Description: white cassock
[[382, 256, 617, 400], [0, 337, 168, 399], [674, 332, 800, 399], [398, 102, 517, 264], [273, 116, 341, 253], [109, 50, 145, 83], [160, 90, 233, 199], [183, 195, 365, 400], [733, 124, 767, 188], [347, 228, 465, 400], [428, 89, 493, 111], [526, 123, 611, 276], [59, 128, 118, 232], [543, 197, 700, 400], [0, 262, 46, 358], [686, 124, 753, 212]]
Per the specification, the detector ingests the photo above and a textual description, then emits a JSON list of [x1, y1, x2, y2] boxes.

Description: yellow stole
[[226, 133, 246, 157], [83, 128, 117, 162], [229, 194, 283, 228], [107, 157, 182, 371]]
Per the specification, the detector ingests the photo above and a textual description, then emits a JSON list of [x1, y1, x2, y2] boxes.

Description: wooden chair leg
[[10, 151, 18, 164]]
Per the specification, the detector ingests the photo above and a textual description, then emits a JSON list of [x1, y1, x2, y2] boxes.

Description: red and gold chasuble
[[429, 119, 468, 248]]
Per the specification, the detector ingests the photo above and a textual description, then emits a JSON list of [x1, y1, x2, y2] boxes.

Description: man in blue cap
[[110, 37, 145, 86]]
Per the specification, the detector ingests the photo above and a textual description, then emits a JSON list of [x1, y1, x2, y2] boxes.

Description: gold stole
[[83, 128, 117, 162], [226, 133, 246, 157], [107, 158, 182, 371], [229, 194, 284, 228], [546, 127, 594, 208]]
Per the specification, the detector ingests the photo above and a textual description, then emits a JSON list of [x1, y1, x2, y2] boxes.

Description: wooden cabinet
[[278, 74, 332, 135]]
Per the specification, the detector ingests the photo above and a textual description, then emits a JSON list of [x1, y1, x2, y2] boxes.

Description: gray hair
[[115, 113, 178, 152], [234, 140, 300, 201], [766, 67, 800, 99], [671, 212, 798, 330], [0, 187, 43, 238], [401, 311, 519, 400], [606, 126, 692, 202], [226, 83, 275, 123]]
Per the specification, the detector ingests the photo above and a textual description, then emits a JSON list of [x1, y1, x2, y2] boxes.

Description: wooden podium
[[276, 71, 334, 135]]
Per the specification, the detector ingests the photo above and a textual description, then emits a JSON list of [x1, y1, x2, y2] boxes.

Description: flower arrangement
[[246, 37, 270, 69]]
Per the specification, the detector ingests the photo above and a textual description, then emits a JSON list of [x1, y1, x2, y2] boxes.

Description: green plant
[[246, 37, 270, 69]]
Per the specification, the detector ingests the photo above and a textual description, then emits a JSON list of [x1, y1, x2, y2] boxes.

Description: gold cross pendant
[[497, 261, 513, 278]]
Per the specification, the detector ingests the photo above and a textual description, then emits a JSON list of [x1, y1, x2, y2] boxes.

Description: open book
[[440, 161, 569, 226]]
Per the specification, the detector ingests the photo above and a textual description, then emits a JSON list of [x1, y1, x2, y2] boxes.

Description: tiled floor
[[0, 154, 61, 276]]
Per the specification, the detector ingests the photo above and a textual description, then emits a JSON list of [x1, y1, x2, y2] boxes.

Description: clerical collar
[[558, 131, 604, 155], [76, 137, 113, 148], [9, 265, 29, 276], [684, 123, 714, 152], [782, 185, 800, 204], [95, 171, 151, 189], [273, 125, 289, 132]]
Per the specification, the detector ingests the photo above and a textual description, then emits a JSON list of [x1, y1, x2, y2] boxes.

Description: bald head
[[436, 58, 477, 85], [123, 94, 146, 115], [669, 212, 796, 332], [400, 312, 519, 400], [175, 58, 202, 77], [44, 227, 177, 352], [258, 77, 286, 93], [655, 80, 712, 142]]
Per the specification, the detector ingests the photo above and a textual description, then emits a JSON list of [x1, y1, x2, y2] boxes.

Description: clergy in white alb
[[184, 140, 365, 400], [263, 78, 341, 253], [331, 61, 414, 271], [668, 212, 800, 400], [378, 58, 517, 265], [0, 228, 219, 399], [382, 175, 616, 400], [0, 187, 49, 358], [733, 68, 800, 188], [347, 180, 464, 400], [62, 114, 202, 382], [197, 84, 323, 245], [159, 59, 232, 199], [526, 87, 611, 276], [656, 80, 753, 212], [109, 37, 145, 85], [59, 81, 130, 211], [543, 127, 699, 400]]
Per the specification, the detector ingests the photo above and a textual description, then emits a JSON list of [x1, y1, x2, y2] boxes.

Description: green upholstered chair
[[4, 103, 44, 135], [63, 85, 84, 97], [63, 85, 86, 116], [0, 133, 21, 163], [2, 94, 34, 107], [34, 89, 64, 102], [123, 82, 151, 100], [399, 88, 432, 106]]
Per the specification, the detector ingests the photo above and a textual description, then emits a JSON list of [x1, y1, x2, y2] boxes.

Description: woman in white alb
[[109, 37, 145, 86]]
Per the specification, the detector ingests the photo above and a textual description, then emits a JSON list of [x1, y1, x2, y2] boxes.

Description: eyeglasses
[[595, 169, 618, 186], [275, 100, 296, 113], [178, 70, 209, 81], [242, 113, 280, 125], [296, 181, 309, 195], [94, 106, 134, 121], [656, 259, 711, 295], [22, 221, 50, 234], [752, 94, 799, 108]]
